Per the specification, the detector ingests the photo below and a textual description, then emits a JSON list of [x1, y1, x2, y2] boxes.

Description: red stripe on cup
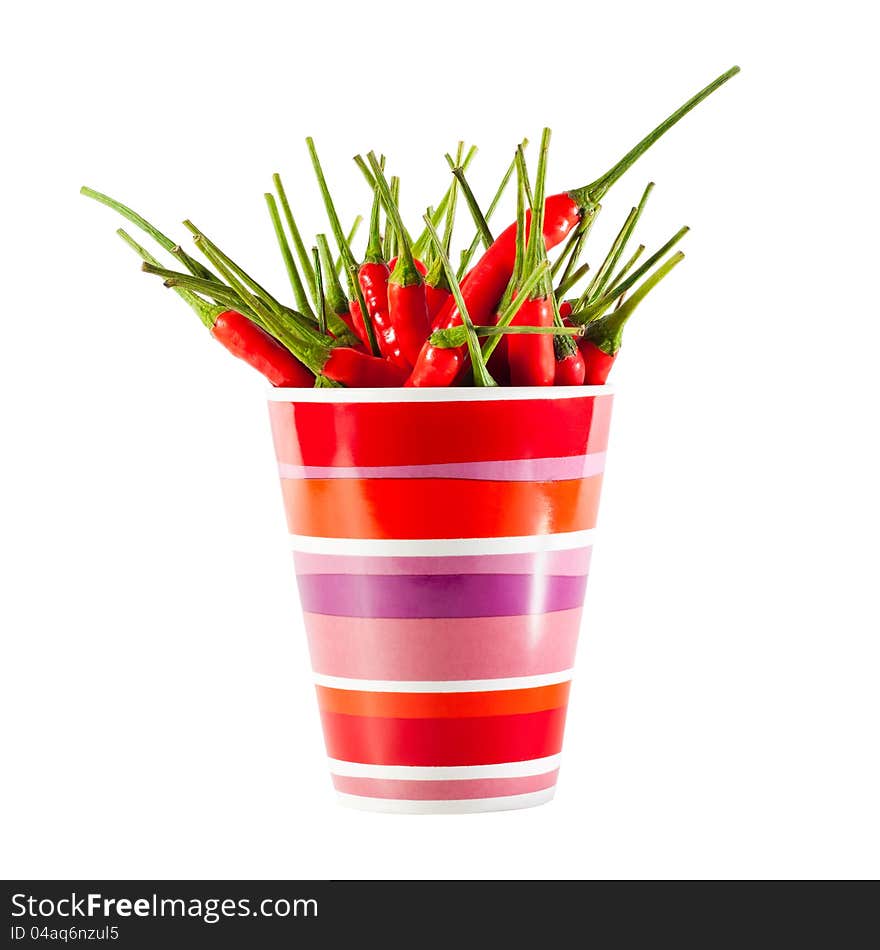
[[320, 707, 568, 766], [281, 476, 602, 539], [269, 396, 613, 467], [331, 769, 559, 801]]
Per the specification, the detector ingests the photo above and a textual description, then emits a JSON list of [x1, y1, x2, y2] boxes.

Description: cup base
[[335, 786, 556, 814]]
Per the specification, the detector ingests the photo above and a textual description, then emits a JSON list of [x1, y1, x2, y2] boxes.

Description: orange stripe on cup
[[315, 682, 570, 719], [282, 476, 602, 539]]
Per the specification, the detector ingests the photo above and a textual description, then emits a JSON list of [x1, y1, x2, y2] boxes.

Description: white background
[[2, 0, 878, 880]]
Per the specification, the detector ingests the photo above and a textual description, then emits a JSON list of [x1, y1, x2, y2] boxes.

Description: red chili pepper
[[424, 283, 452, 320], [576, 249, 686, 383], [345, 299, 371, 349], [357, 188, 410, 369], [316, 234, 365, 349], [554, 307, 585, 384], [507, 295, 555, 386], [579, 341, 617, 385], [407, 68, 738, 386], [358, 260, 409, 368], [554, 342, 586, 385], [212, 310, 314, 386], [322, 347, 409, 387], [368, 155, 433, 367]]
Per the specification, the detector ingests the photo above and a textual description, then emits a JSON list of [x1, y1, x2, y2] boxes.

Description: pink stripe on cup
[[331, 769, 559, 801], [304, 609, 582, 681], [294, 547, 592, 577], [278, 453, 605, 482]]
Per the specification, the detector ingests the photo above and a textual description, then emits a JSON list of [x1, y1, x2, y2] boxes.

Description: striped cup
[[268, 386, 613, 813]]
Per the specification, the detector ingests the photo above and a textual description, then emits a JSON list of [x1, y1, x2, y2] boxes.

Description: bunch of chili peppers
[[83, 66, 739, 389]]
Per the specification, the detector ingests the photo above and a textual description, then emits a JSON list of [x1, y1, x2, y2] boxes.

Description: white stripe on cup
[[335, 787, 557, 813], [327, 754, 562, 780], [288, 529, 596, 557], [268, 386, 612, 403], [314, 670, 573, 694]]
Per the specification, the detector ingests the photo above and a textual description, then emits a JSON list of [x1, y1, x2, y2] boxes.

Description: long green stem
[[425, 156, 460, 292], [336, 216, 362, 275], [597, 226, 689, 310], [306, 137, 379, 355], [312, 246, 326, 335], [555, 261, 590, 299], [570, 227, 688, 325], [117, 230, 220, 329], [527, 128, 552, 292], [606, 243, 645, 293], [413, 144, 478, 258], [446, 154, 493, 249], [164, 279, 252, 318], [456, 146, 520, 279], [272, 173, 316, 295], [567, 66, 740, 210], [265, 192, 316, 321], [422, 214, 495, 386], [318, 233, 351, 318], [584, 251, 685, 352], [194, 237, 329, 367], [183, 220, 286, 319], [499, 149, 530, 314], [587, 181, 653, 302], [82, 186, 216, 282], [367, 153, 420, 283], [385, 176, 400, 261]]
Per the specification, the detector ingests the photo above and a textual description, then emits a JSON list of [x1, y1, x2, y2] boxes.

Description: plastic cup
[[268, 386, 613, 813]]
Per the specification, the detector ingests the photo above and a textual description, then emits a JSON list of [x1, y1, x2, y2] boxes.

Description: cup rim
[[267, 385, 613, 403]]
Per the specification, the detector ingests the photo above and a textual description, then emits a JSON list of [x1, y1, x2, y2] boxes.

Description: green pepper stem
[[312, 246, 327, 335], [456, 143, 521, 280], [426, 158, 460, 291], [588, 181, 653, 303], [527, 129, 552, 278], [585, 251, 684, 353], [306, 137, 379, 355], [607, 243, 645, 293], [385, 175, 400, 261], [194, 237, 330, 372], [82, 185, 216, 282], [272, 173, 316, 295], [367, 153, 420, 285], [498, 148, 530, 315], [571, 227, 688, 325], [183, 220, 285, 319], [336, 216, 362, 275], [413, 144, 478, 258], [317, 233, 350, 317], [365, 175, 385, 264], [555, 261, 590, 299], [446, 154, 493, 249], [265, 192, 316, 321], [601, 226, 689, 306], [117, 229, 222, 330], [568, 66, 740, 210]]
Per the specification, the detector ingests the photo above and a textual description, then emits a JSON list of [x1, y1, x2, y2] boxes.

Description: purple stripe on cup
[[295, 573, 588, 619], [278, 452, 605, 482]]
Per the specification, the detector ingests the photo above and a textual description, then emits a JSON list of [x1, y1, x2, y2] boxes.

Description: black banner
[[2, 880, 875, 947]]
